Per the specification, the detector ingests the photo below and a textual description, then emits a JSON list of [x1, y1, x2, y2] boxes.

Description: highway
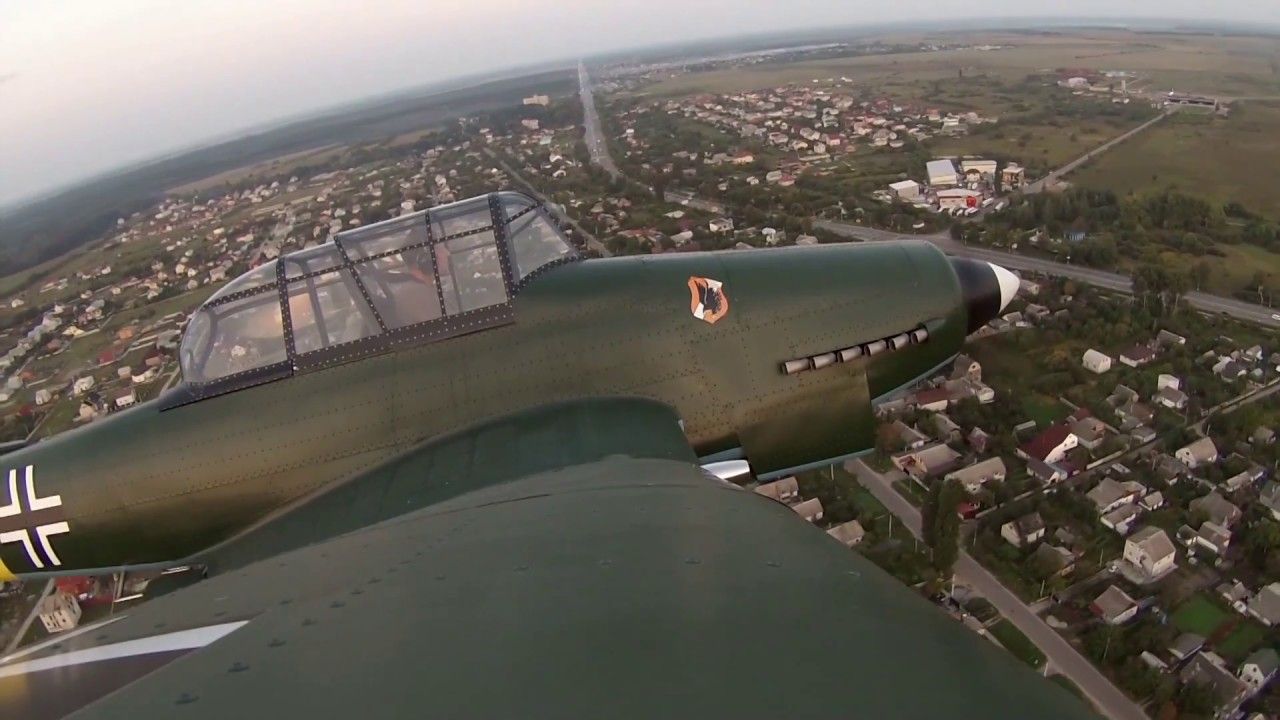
[[815, 220, 1280, 329], [578, 62, 620, 179], [847, 459, 1148, 720], [483, 148, 610, 257]]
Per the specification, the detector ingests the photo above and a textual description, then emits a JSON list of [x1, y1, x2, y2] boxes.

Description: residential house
[[1215, 358, 1246, 381], [1180, 652, 1247, 715], [37, 591, 82, 633], [911, 387, 950, 412], [1219, 580, 1252, 612], [1070, 416, 1108, 451], [1122, 526, 1176, 581], [1108, 384, 1140, 407], [951, 354, 981, 382], [1155, 386, 1189, 411], [1139, 491, 1164, 512], [827, 520, 866, 547], [1027, 458, 1067, 486], [1190, 491, 1241, 527], [891, 420, 929, 451], [755, 476, 799, 504], [1154, 454, 1189, 484], [1177, 437, 1219, 469], [1102, 503, 1143, 535], [1000, 512, 1046, 547], [1116, 401, 1155, 431], [1252, 426, 1276, 447], [945, 457, 1007, 494], [1239, 648, 1279, 694], [1169, 633, 1206, 662], [1119, 344, 1158, 368], [1157, 329, 1186, 347], [1247, 583, 1280, 626], [1082, 349, 1113, 374], [892, 443, 962, 482], [72, 376, 94, 395], [1092, 585, 1140, 625], [1179, 521, 1232, 556], [931, 414, 962, 444], [1087, 478, 1143, 515], [1259, 482, 1280, 522], [792, 498, 824, 523], [1019, 424, 1078, 465], [967, 427, 991, 454], [1029, 543, 1075, 578]]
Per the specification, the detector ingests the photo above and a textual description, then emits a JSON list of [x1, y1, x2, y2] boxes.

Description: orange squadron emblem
[[687, 276, 729, 324]]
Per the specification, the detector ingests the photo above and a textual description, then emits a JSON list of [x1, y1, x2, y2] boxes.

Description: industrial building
[[926, 159, 959, 188]]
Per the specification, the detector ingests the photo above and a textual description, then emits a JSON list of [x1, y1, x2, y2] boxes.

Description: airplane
[[0, 190, 1091, 719]]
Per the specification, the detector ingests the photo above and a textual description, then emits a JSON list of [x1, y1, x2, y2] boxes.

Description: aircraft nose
[[951, 257, 1019, 333]]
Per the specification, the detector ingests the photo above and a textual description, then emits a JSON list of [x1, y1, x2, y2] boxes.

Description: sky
[[2, 0, 1279, 208]]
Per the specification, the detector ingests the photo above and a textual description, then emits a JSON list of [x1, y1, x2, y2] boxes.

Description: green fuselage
[[0, 240, 968, 579]]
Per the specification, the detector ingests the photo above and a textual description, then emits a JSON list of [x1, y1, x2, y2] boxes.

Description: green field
[[1215, 621, 1269, 662], [932, 119, 1128, 174], [1073, 102, 1280, 220], [1021, 395, 1066, 428], [1172, 594, 1231, 636], [989, 619, 1046, 668]]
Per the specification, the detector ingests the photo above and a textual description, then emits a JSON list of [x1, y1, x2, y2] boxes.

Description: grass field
[[1172, 593, 1231, 636], [1073, 102, 1280, 219], [931, 121, 1121, 174], [989, 619, 1046, 669], [644, 31, 1280, 99], [1021, 394, 1066, 428], [1215, 620, 1269, 662]]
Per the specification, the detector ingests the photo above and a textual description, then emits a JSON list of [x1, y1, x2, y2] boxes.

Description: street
[[847, 458, 1149, 720], [483, 148, 610, 257], [578, 62, 620, 179], [815, 220, 1280, 329]]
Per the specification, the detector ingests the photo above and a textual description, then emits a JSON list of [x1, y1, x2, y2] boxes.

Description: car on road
[[1272, 313, 1280, 321]]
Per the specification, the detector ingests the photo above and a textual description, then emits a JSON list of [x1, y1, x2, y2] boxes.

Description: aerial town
[[2, 26, 1280, 720]]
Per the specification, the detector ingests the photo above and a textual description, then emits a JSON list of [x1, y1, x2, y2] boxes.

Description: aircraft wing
[[0, 398, 1094, 719]]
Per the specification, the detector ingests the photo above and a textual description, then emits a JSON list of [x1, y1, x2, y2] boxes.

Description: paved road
[[1024, 111, 1171, 194], [815, 220, 1280, 329], [483, 148, 610, 257], [578, 62, 620, 179], [847, 459, 1148, 720]]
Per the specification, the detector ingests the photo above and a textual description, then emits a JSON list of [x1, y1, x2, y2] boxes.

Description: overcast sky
[[2, 1, 1278, 208]]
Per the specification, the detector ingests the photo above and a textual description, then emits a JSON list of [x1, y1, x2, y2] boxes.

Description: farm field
[[1072, 102, 1280, 220]]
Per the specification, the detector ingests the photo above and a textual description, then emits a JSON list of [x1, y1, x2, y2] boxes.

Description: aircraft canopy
[[178, 192, 577, 390]]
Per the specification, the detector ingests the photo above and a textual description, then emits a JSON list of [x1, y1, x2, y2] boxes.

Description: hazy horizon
[[3, 1, 1280, 209]]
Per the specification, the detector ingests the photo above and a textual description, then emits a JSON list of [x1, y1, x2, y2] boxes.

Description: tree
[[921, 479, 941, 548], [932, 479, 965, 575], [1191, 260, 1212, 291], [1177, 681, 1218, 716], [875, 423, 903, 458]]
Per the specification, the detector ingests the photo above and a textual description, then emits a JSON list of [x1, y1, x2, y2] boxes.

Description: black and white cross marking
[[0, 465, 69, 569]]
